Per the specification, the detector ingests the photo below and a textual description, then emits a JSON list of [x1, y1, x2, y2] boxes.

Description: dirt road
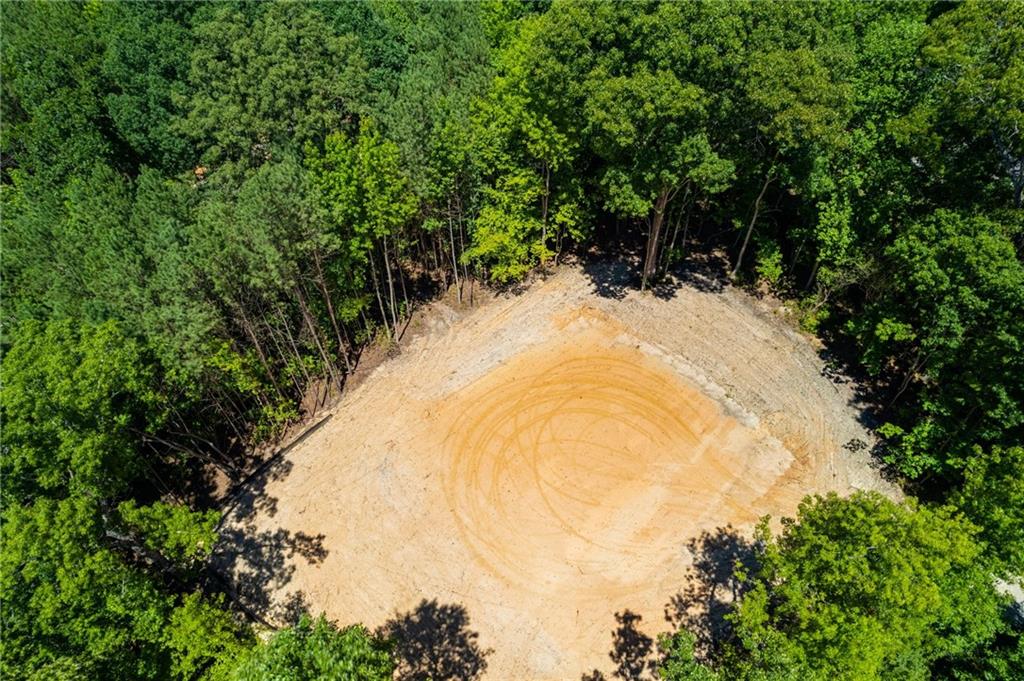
[[217, 262, 896, 679]]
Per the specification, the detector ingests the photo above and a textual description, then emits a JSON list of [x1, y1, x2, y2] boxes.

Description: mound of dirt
[[217, 263, 896, 679]]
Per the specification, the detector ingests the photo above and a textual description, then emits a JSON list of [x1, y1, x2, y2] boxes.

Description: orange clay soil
[[217, 264, 896, 679]]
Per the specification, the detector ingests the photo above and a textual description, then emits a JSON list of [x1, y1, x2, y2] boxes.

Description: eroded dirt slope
[[217, 263, 896, 680]]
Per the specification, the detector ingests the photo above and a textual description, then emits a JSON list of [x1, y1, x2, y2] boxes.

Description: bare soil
[[216, 262, 897, 679]]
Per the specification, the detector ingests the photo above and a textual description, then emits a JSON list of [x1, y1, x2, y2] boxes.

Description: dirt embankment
[[216, 262, 896, 680]]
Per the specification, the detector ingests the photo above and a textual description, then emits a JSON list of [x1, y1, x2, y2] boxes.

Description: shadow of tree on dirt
[[611, 610, 655, 680], [581, 609, 656, 681], [664, 526, 758, 660], [274, 590, 314, 625], [582, 250, 730, 303], [212, 456, 328, 622], [667, 249, 730, 296], [583, 257, 637, 300], [815, 342, 906, 485], [379, 599, 491, 681], [584, 526, 758, 679], [214, 523, 327, 619]]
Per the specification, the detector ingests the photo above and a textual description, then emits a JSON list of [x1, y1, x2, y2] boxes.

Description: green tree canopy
[[231, 616, 393, 681], [181, 2, 367, 167], [728, 492, 1004, 681]]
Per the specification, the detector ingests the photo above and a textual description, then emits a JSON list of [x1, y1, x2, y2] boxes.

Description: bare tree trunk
[[541, 161, 550, 261], [236, 302, 283, 400], [272, 304, 312, 390], [368, 248, 390, 337], [455, 196, 470, 301], [294, 283, 339, 389], [311, 249, 351, 373], [661, 187, 692, 274], [380, 235, 399, 334], [642, 188, 671, 291], [732, 165, 776, 278], [266, 307, 307, 397], [448, 198, 462, 303], [805, 259, 820, 291]]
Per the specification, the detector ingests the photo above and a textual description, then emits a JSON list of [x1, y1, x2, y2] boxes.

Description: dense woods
[[1, 1, 1022, 679]]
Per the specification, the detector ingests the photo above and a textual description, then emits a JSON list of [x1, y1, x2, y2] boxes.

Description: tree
[[0, 318, 253, 680], [849, 210, 1024, 477], [231, 615, 392, 681], [730, 3, 856, 280], [658, 631, 719, 681], [0, 0, 113, 185], [918, 1, 1024, 208], [180, 2, 367, 167], [953, 446, 1024, 576], [1, 319, 161, 498], [579, 2, 734, 288], [101, 1, 194, 172], [165, 593, 254, 681], [467, 6, 586, 278], [728, 493, 1004, 681], [1, 495, 174, 680], [307, 121, 418, 336]]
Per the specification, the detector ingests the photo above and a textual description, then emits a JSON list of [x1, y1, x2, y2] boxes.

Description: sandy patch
[[217, 263, 896, 679]]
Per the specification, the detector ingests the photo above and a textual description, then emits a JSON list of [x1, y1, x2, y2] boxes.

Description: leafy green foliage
[[850, 211, 1024, 476], [954, 446, 1024, 576], [658, 630, 720, 681], [165, 593, 253, 681], [914, 0, 1024, 208], [1, 319, 162, 499], [181, 2, 367, 166], [0, 1, 112, 184], [231, 616, 393, 681], [2, 3, 1022, 678], [728, 493, 1003, 681], [101, 2, 193, 172], [0, 319, 249, 679], [118, 500, 219, 567], [1, 495, 173, 679]]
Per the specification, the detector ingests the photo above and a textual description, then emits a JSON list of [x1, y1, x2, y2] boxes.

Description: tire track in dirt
[[435, 326, 787, 604], [217, 264, 898, 680]]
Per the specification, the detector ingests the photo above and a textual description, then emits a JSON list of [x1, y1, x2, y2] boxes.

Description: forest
[[1, 0, 1022, 679]]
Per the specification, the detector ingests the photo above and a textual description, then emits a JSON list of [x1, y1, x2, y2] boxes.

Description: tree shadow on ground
[[667, 249, 730, 296], [211, 456, 329, 623], [274, 590, 314, 626], [583, 527, 758, 679], [815, 342, 906, 485], [664, 526, 758, 660], [581, 610, 656, 681], [213, 522, 327, 621], [583, 257, 637, 300], [582, 249, 730, 302], [379, 599, 491, 681]]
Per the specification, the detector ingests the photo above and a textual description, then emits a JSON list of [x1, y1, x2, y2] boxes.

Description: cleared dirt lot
[[217, 262, 896, 679]]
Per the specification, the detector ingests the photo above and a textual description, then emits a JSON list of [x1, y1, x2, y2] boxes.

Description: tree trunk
[[272, 304, 312, 391], [541, 161, 550, 261], [456, 197, 470, 302], [368, 248, 390, 337], [805, 259, 820, 291], [294, 283, 339, 389], [642, 188, 671, 291], [311, 249, 351, 373], [380, 235, 399, 334], [731, 166, 776, 278], [661, 187, 692, 274], [448, 198, 462, 303], [236, 302, 283, 400]]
